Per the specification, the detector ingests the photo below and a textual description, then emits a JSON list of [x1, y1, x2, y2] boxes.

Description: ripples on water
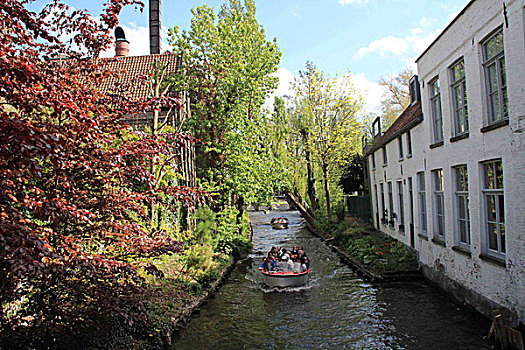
[[172, 208, 490, 350]]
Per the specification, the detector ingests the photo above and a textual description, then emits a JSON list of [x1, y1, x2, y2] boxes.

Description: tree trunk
[[301, 130, 320, 211], [150, 108, 160, 226], [236, 194, 245, 227], [322, 162, 331, 222]]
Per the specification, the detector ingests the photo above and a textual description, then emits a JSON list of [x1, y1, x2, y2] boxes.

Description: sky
[[30, 0, 471, 115]]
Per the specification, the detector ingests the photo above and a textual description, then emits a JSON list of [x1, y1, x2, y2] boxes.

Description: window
[[374, 184, 379, 225], [380, 183, 386, 224], [454, 165, 470, 246], [398, 181, 405, 233], [409, 75, 420, 104], [432, 169, 445, 239], [406, 131, 412, 156], [388, 182, 394, 228], [371, 153, 376, 169], [482, 160, 505, 256], [418, 172, 427, 234], [382, 146, 388, 165], [429, 78, 443, 143], [408, 177, 414, 225], [398, 137, 404, 159], [482, 29, 508, 124], [450, 59, 469, 135]]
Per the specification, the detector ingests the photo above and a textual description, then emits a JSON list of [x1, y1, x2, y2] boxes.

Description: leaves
[[0, 1, 207, 344], [168, 0, 282, 206]]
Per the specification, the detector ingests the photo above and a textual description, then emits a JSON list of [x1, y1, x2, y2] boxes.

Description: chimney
[[149, 0, 161, 54], [115, 26, 129, 57]]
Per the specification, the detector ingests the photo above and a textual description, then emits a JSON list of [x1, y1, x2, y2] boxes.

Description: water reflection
[[172, 208, 490, 349]]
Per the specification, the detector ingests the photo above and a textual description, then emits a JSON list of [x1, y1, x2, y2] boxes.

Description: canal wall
[[168, 260, 236, 343]]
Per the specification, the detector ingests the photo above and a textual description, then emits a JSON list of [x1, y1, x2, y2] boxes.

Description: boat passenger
[[292, 260, 301, 273], [285, 255, 294, 271], [267, 253, 276, 270], [291, 246, 299, 257], [301, 256, 310, 272]]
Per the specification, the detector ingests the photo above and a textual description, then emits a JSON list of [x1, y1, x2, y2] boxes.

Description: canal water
[[172, 208, 491, 349]]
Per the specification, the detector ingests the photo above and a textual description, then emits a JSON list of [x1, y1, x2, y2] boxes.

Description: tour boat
[[270, 217, 289, 229], [260, 269, 309, 288]]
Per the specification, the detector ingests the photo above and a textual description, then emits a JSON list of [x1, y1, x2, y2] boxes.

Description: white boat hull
[[261, 270, 309, 288], [271, 222, 288, 230]]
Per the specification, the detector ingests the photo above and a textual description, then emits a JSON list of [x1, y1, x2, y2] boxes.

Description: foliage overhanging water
[[172, 208, 490, 349]]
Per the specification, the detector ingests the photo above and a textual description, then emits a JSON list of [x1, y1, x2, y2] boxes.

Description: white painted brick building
[[364, 0, 525, 325]]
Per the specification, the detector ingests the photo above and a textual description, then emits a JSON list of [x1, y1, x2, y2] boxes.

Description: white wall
[[368, 0, 525, 324]]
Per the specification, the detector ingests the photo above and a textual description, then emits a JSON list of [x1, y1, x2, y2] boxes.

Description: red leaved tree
[[0, 0, 206, 346]]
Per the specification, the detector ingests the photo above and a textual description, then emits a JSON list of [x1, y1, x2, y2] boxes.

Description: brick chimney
[[114, 26, 129, 57], [149, 0, 161, 54]]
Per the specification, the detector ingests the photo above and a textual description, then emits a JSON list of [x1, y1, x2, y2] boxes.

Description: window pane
[[499, 57, 506, 87], [498, 194, 505, 224], [484, 32, 503, 60], [488, 64, 499, 94], [494, 31, 504, 53], [407, 131, 412, 154], [486, 195, 497, 222], [463, 167, 468, 191], [452, 61, 465, 82], [459, 220, 467, 244], [485, 163, 495, 189], [454, 85, 463, 106], [495, 161, 503, 189], [488, 222, 498, 250], [438, 216, 444, 236], [458, 196, 466, 219], [434, 170, 443, 191], [463, 83, 469, 125]]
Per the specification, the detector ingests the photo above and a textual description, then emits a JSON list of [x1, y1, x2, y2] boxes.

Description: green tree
[[339, 154, 365, 194], [378, 67, 413, 129], [294, 62, 363, 220], [168, 0, 282, 209]]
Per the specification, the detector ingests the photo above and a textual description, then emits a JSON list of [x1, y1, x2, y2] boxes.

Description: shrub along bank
[[313, 211, 419, 277], [87, 206, 253, 350]]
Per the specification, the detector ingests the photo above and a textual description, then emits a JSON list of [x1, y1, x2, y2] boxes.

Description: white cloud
[[263, 67, 296, 110], [338, 0, 370, 6], [355, 17, 442, 61], [341, 72, 386, 115], [356, 36, 409, 57], [293, 11, 302, 20], [263, 68, 384, 117], [404, 57, 417, 72]]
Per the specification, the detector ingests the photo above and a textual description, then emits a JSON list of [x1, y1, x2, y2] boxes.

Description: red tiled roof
[[95, 53, 181, 99], [364, 100, 423, 156]]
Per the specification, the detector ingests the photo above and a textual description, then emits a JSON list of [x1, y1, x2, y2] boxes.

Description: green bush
[[346, 235, 418, 273]]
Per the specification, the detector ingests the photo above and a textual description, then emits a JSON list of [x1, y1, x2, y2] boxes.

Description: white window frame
[[454, 165, 470, 247], [382, 146, 388, 165], [380, 183, 386, 224], [432, 169, 445, 240], [429, 78, 443, 144], [482, 160, 505, 257], [397, 180, 405, 233], [417, 172, 427, 234], [482, 28, 508, 125], [449, 58, 469, 136], [388, 181, 394, 228]]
